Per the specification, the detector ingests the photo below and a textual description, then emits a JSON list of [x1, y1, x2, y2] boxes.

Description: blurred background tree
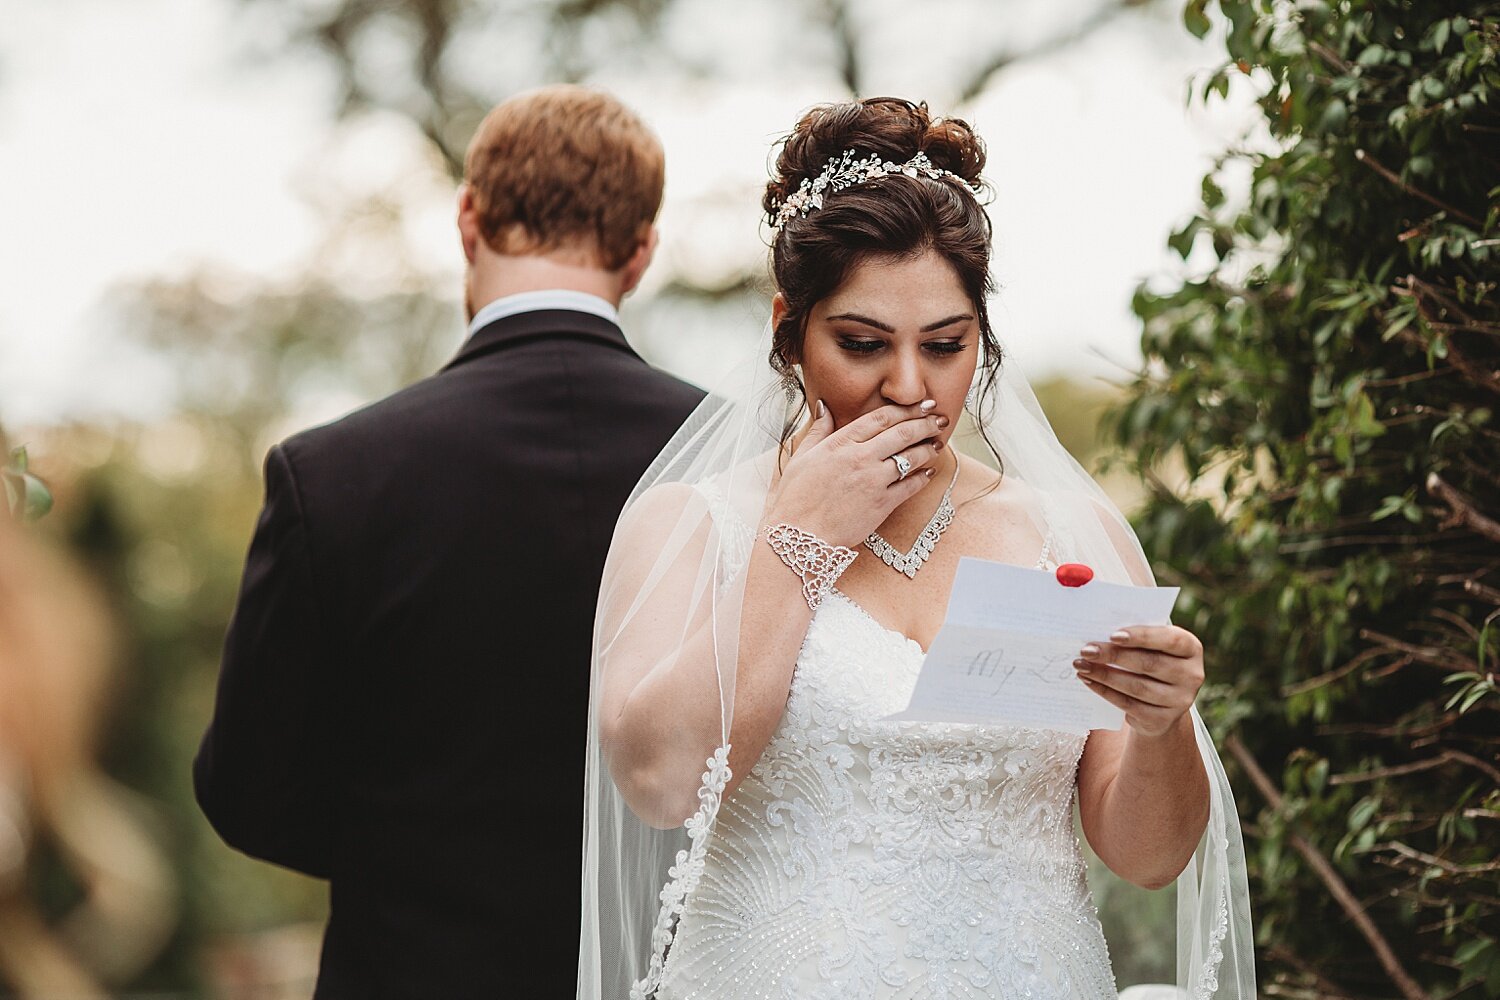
[[236, 0, 1160, 177], [1114, 1, 1498, 996]]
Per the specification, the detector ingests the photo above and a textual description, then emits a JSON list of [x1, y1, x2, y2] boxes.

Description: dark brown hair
[[464, 85, 665, 270], [764, 97, 1004, 464]]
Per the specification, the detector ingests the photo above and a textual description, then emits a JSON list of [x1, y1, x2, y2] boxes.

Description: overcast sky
[[0, 0, 1264, 429]]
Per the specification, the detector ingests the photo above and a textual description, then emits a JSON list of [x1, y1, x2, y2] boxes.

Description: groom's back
[[195, 85, 698, 997], [311, 313, 701, 996], [197, 308, 702, 997]]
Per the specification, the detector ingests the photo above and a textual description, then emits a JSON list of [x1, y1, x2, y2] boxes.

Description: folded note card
[[883, 557, 1180, 733]]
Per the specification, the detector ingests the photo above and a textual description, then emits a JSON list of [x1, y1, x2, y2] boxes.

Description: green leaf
[[4, 447, 52, 523], [1308, 758, 1329, 794], [18, 472, 52, 522], [1184, 0, 1211, 40], [1348, 796, 1379, 832], [1372, 495, 1406, 521], [1320, 99, 1348, 132]]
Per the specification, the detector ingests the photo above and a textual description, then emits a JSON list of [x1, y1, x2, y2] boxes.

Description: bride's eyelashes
[[834, 337, 970, 356]]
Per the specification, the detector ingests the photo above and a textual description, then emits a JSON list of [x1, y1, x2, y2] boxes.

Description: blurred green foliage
[[1114, 1, 1499, 996], [3, 445, 53, 522]]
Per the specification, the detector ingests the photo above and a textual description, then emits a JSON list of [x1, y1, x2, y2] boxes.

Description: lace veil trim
[[627, 480, 749, 999], [629, 746, 733, 1000]]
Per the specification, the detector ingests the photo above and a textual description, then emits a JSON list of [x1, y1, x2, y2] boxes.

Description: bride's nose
[[880, 351, 927, 407]]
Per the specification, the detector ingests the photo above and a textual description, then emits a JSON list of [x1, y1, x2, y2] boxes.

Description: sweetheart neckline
[[826, 588, 930, 656], [825, 538, 1059, 658]]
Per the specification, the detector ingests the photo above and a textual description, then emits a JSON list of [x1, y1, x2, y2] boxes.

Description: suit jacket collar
[[443, 308, 640, 372]]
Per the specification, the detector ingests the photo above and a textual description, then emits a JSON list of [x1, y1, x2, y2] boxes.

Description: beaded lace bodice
[[648, 487, 1117, 1000]]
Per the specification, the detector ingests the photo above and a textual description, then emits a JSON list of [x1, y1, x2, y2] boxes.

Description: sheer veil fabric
[[578, 323, 1255, 999]]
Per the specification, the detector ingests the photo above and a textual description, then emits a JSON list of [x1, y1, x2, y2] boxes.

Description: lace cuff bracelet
[[763, 523, 859, 611]]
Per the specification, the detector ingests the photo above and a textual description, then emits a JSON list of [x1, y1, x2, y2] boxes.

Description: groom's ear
[[456, 184, 482, 264], [617, 225, 659, 297]]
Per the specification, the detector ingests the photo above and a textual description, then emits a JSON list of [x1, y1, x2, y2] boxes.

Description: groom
[[194, 86, 703, 998]]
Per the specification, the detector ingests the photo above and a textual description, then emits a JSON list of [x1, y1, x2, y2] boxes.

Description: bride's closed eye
[[924, 340, 968, 355], [835, 337, 969, 356]]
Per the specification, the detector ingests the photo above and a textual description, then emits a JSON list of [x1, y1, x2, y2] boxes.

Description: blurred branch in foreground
[[0, 515, 178, 998]]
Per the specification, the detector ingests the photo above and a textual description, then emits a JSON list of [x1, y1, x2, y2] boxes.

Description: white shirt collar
[[467, 290, 621, 338]]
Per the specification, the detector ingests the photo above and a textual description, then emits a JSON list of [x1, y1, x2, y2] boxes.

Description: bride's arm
[[596, 484, 817, 829], [600, 403, 945, 829], [1076, 670, 1210, 889], [1073, 506, 1210, 889]]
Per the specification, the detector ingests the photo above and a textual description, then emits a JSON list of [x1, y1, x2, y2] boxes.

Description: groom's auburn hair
[[463, 86, 665, 270]]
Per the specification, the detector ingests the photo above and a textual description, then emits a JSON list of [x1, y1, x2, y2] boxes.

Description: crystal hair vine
[[770, 149, 979, 230]]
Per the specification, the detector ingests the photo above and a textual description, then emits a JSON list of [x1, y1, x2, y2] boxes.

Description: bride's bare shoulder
[[627, 450, 779, 525], [957, 459, 1041, 519]]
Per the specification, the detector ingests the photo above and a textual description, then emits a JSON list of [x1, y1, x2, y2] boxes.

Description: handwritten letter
[[883, 558, 1180, 733]]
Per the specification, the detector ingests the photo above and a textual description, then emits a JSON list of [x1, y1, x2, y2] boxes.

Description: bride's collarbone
[[838, 500, 1048, 646], [835, 540, 964, 649]]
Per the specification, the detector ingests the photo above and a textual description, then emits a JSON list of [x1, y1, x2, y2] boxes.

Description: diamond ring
[[890, 454, 913, 481]]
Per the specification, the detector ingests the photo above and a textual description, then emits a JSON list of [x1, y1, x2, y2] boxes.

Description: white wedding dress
[[655, 489, 1117, 1000]]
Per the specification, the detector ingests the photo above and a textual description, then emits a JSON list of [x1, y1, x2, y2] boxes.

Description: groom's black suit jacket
[[194, 308, 704, 999]]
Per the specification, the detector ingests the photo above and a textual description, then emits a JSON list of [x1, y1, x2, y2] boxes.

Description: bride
[[578, 97, 1254, 999]]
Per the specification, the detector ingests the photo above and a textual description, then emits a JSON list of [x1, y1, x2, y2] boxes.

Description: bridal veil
[[576, 312, 1255, 999]]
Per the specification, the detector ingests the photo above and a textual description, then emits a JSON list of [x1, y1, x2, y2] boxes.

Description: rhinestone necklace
[[865, 459, 962, 579]]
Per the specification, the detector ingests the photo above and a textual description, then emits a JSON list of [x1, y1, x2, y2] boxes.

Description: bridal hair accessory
[[763, 523, 859, 611], [772, 149, 979, 229], [865, 459, 961, 578], [890, 454, 913, 481]]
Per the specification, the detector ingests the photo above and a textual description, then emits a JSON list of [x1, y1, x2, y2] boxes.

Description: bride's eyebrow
[[825, 312, 974, 333], [826, 312, 894, 332], [920, 314, 973, 332]]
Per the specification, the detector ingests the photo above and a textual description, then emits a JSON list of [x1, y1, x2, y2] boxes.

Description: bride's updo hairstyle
[[764, 97, 1002, 451]]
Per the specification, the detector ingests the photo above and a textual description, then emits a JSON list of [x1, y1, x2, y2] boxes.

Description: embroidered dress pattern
[[637, 486, 1112, 999]]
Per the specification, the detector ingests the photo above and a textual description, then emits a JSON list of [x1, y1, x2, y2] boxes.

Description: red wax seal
[[1055, 563, 1094, 587]]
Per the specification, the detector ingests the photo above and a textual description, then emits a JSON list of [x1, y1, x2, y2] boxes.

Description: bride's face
[[780, 248, 979, 438]]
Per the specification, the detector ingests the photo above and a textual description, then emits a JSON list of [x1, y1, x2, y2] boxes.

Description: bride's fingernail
[[933, 439, 945, 451], [1110, 630, 1131, 643], [1080, 644, 1100, 658], [935, 416, 949, 428], [816, 400, 826, 418], [925, 468, 936, 478], [920, 399, 937, 412]]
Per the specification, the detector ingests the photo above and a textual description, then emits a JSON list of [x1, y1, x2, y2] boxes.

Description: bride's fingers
[[886, 439, 944, 484], [1073, 660, 1184, 709], [1104, 625, 1202, 660], [1079, 678, 1178, 735], [1077, 644, 1201, 686], [841, 401, 938, 444], [797, 399, 836, 450], [889, 463, 936, 503], [861, 415, 949, 468]]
